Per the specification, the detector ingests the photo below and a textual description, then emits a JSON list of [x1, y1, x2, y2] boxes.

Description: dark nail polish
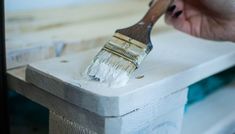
[[149, 0, 153, 7], [173, 10, 183, 18], [167, 5, 176, 13]]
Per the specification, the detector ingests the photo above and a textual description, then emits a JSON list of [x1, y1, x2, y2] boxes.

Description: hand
[[162, 0, 235, 42]]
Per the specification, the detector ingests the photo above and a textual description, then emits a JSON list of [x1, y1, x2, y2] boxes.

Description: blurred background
[[5, 0, 111, 12]]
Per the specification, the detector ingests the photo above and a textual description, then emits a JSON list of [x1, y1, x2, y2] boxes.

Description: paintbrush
[[85, 0, 173, 87]]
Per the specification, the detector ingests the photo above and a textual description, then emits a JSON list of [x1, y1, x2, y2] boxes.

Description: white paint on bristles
[[85, 49, 136, 88]]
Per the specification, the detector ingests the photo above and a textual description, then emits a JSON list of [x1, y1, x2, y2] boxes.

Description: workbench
[[6, 1, 235, 134]]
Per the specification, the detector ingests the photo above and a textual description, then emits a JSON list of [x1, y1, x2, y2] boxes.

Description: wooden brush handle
[[116, 0, 173, 45], [141, 0, 173, 27]]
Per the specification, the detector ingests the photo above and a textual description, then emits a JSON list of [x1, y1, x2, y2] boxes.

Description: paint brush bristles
[[85, 49, 136, 88], [85, 33, 149, 88]]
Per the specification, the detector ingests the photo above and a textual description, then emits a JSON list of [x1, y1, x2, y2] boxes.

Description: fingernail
[[167, 5, 176, 13], [173, 10, 183, 18], [149, 0, 153, 7]]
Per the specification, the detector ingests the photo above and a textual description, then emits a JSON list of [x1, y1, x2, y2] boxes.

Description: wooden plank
[[7, 67, 187, 134], [6, 14, 168, 44], [103, 89, 187, 134], [5, 37, 110, 69], [5, 1, 146, 25], [6, 1, 149, 34], [49, 107, 185, 134], [25, 30, 235, 117], [182, 82, 235, 134], [6, 41, 57, 69], [49, 111, 98, 134]]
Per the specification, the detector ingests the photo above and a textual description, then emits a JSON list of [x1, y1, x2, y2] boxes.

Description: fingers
[[149, 0, 153, 7], [165, 0, 192, 34], [150, 0, 193, 35], [165, 0, 183, 25]]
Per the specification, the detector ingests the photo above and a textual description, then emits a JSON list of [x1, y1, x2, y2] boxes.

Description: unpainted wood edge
[[49, 111, 98, 134]]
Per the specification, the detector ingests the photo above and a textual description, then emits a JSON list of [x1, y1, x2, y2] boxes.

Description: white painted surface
[[85, 49, 135, 88], [182, 82, 235, 134], [104, 89, 188, 134], [26, 30, 235, 116], [50, 107, 185, 134]]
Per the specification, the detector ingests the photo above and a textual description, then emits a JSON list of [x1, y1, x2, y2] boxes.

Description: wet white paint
[[85, 50, 136, 88]]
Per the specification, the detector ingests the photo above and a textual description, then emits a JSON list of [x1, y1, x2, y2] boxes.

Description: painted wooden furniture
[[24, 30, 235, 133], [6, 0, 235, 133]]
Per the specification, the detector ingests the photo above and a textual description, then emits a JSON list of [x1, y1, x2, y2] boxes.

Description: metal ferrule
[[102, 33, 149, 68]]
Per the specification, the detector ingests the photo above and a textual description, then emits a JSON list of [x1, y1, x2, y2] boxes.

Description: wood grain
[[49, 111, 97, 134]]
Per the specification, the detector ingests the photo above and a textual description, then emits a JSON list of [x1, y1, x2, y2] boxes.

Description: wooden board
[[49, 107, 185, 134], [26, 30, 235, 116], [182, 81, 235, 134], [7, 67, 188, 134]]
